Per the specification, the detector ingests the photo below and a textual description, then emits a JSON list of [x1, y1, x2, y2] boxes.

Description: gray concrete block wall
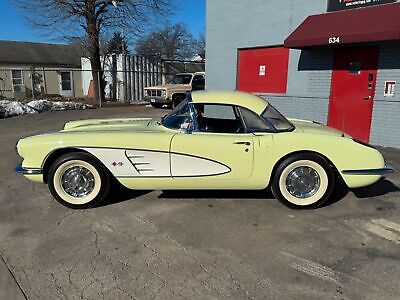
[[206, 0, 400, 148], [206, 0, 332, 126], [375, 42, 400, 102], [287, 48, 333, 98], [206, 0, 328, 91], [370, 42, 400, 148], [370, 101, 400, 148], [260, 95, 330, 124], [260, 48, 333, 124]]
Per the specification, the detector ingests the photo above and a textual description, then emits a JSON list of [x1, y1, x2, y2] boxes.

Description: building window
[[60, 71, 72, 91], [348, 62, 362, 75], [11, 70, 24, 92], [237, 47, 289, 94]]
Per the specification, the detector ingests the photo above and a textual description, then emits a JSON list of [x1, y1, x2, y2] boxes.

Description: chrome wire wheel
[[278, 160, 329, 207], [53, 160, 102, 205], [286, 166, 321, 199]]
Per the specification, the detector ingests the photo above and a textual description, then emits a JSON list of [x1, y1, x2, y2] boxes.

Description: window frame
[[11, 69, 24, 92], [59, 70, 73, 91], [236, 106, 277, 133], [192, 103, 293, 134], [161, 94, 295, 135], [192, 103, 244, 134]]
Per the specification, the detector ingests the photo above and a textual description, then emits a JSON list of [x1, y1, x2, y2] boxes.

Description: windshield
[[261, 104, 294, 131], [161, 99, 193, 130], [168, 74, 192, 85]]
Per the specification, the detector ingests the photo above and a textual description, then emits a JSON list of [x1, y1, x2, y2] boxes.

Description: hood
[[62, 118, 166, 133], [290, 119, 345, 137], [144, 84, 191, 90]]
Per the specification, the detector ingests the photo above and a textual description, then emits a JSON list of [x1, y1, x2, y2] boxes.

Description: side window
[[239, 107, 273, 132], [203, 104, 236, 119], [194, 104, 244, 133], [192, 75, 205, 91]]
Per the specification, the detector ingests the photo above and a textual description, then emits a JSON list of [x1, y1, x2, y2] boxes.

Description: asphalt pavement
[[0, 105, 399, 299]]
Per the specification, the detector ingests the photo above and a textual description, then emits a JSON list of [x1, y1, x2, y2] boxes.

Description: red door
[[328, 46, 379, 142]]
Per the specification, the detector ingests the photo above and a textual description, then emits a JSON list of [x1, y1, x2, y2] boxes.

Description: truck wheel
[[151, 103, 163, 109], [271, 153, 334, 209], [47, 152, 111, 209]]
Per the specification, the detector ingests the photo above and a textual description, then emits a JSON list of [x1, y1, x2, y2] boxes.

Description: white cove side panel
[[125, 150, 170, 177], [171, 154, 230, 177], [81, 148, 140, 177], [82, 148, 230, 178]]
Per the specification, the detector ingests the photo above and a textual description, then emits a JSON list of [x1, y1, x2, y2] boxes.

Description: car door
[[170, 103, 254, 181]]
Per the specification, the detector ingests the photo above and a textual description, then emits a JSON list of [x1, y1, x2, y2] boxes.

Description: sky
[[0, 0, 206, 43]]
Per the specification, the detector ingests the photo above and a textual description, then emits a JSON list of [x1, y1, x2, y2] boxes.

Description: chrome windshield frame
[[186, 93, 199, 133], [160, 93, 199, 133]]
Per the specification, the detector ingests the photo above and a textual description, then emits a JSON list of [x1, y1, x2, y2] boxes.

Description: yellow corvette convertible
[[16, 91, 393, 209]]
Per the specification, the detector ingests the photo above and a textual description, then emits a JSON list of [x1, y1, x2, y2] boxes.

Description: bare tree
[[102, 32, 129, 57], [135, 23, 198, 61], [194, 32, 206, 59], [100, 31, 129, 71], [15, 0, 171, 102]]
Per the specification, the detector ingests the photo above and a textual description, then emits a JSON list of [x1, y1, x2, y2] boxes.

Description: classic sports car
[[16, 91, 393, 209]]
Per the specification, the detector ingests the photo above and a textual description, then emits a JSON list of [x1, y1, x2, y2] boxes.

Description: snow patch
[[0, 99, 94, 119], [0, 100, 37, 118], [27, 100, 93, 112]]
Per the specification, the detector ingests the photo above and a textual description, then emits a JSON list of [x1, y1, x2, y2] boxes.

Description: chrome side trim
[[342, 168, 394, 175], [15, 165, 43, 175]]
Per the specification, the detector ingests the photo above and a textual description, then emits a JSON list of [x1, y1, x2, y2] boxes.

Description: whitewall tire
[[272, 154, 334, 209], [48, 153, 111, 209]]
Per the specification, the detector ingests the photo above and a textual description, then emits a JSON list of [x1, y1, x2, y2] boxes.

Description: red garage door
[[237, 47, 289, 94]]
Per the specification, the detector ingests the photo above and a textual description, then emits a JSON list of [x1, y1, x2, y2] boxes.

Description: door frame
[[328, 46, 380, 142], [59, 70, 74, 97]]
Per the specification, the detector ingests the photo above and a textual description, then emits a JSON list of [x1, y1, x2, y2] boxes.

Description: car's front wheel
[[47, 152, 111, 209], [271, 153, 334, 209]]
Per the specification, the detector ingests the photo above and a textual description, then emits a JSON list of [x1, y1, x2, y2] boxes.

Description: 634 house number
[[329, 37, 340, 44]]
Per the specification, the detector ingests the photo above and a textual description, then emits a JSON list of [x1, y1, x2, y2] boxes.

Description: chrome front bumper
[[144, 96, 170, 104], [342, 167, 394, 175], [15, 165, 43, 175]]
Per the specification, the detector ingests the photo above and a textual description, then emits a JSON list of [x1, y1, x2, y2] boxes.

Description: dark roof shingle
[[0, 40, 83, 67]]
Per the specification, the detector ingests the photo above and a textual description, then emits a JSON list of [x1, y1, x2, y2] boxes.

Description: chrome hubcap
[[61, 166, 95, 198], [286, 166, 320, 199]]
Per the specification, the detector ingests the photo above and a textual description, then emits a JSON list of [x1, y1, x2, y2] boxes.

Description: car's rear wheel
[[271, 153, 334, 209], [47, 152, 111, 209]]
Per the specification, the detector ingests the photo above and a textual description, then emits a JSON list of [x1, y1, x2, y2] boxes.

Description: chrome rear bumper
[[15, 165, 43, 175], [342, 168, 394, 175]]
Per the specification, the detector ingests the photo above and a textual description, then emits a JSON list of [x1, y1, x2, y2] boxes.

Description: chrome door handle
[[234, 141, 251, 146], [363, 96, 372, 100]]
